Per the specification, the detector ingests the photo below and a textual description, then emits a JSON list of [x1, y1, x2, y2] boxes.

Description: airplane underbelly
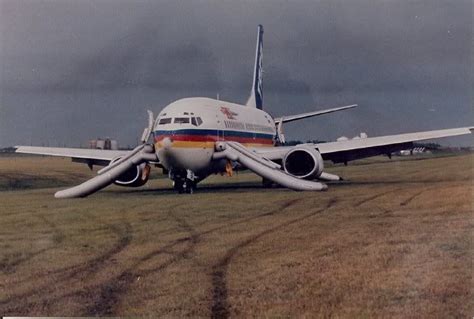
[[157, 146, 214, 174]]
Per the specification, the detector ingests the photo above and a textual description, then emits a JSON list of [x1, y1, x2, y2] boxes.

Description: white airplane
[[16, 25, 473, 198]]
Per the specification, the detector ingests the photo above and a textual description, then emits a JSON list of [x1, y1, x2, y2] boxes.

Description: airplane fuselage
[[153, 97, 276, 178]]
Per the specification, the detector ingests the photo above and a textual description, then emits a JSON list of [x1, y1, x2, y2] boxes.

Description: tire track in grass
[[210, 198, 338, 319], [79, 199, 305, 315], [0, 206, 136, 312], [367, 187, 434, 220], [2, 198, 304, 315], [5, 203, 139, 283], [2, 201, 192, 315], [0, 214, 65, 274], [33, 187, 451, 316], [399, 187, 436, 206], [198, 198, 302, 237], [354, 188, 402, 207], [6, 201, 159, 286], [2, 203, 191, 316], [84, 206, 197, 315], [5, 236, 196, 316], [67, 219, 133, 280]]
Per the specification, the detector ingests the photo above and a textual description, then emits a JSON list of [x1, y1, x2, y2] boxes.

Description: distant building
[[89, 138, 118, 150], [336, 132, 367, 142]]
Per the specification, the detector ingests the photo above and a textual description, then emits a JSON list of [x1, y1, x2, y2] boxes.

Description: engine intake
[[109, 157, 151, 187], [283, 145, 324, 179]]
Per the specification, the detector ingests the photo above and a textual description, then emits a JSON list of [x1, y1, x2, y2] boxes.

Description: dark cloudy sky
[[0, 0, 472, 148]]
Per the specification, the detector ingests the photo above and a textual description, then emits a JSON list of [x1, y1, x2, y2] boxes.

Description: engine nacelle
[[283, 145, 324, 179], [109, 157, 151, 187]]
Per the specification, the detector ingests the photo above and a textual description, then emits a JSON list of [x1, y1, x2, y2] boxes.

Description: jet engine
[[283, 145, 324, 179], [109, 157, 151, 187]]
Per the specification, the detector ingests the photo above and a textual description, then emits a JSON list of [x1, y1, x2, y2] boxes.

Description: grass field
[[0, 154, 472, 317]]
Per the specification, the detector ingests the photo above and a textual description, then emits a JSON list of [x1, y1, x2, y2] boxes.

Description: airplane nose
[[162, 137, 173, 149]]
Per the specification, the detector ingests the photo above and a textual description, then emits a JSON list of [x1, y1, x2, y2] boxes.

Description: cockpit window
[[174, 117, 190, 124], [158, 118, 172, 125], [191, 117, 203, 126]]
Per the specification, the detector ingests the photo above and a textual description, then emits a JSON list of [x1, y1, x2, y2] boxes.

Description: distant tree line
[[0, 147, 16, 153]]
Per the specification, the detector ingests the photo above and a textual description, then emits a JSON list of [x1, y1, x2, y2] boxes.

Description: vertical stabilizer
[[246, 25, 264, 109]]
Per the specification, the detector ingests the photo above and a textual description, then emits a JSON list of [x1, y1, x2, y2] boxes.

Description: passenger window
[[174, 117, 190, 124], [158, 118, 172, 125]]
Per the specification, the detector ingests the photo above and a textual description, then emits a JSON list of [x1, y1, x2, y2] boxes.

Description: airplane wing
[[14, 110, 158, 166], [15, 146, 130, 166], [274, 104, 357, 124], [254, 127, 473, 163]]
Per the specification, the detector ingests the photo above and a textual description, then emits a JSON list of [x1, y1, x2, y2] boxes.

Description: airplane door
[[216, 113, 224, 141]]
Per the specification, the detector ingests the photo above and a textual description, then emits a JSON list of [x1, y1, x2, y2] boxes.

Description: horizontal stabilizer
[[274, 104, 357, 124]]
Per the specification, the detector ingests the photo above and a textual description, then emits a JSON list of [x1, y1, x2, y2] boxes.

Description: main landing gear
[[171, 169, 197, 194], [173, 179, 196, 194]]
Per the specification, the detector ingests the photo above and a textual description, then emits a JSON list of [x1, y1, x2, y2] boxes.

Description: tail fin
[[246, 24, 264, 109]]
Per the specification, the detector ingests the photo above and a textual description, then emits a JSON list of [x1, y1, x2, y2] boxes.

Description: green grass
[[0, 154, 472, 317]]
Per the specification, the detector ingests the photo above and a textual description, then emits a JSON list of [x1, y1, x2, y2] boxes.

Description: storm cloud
[[0, 0, 472, 147]]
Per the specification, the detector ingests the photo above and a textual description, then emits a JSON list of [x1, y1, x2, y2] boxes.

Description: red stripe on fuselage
[[154, 134, 274, 145]]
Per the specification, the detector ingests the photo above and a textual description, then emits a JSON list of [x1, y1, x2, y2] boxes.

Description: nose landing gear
[[171, 169, 197, 194]]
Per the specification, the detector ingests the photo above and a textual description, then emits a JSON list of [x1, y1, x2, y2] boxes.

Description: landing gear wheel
[[183, 179, 195, 194], [186, 186, 194, 194], [173, 180, 184, 193]]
